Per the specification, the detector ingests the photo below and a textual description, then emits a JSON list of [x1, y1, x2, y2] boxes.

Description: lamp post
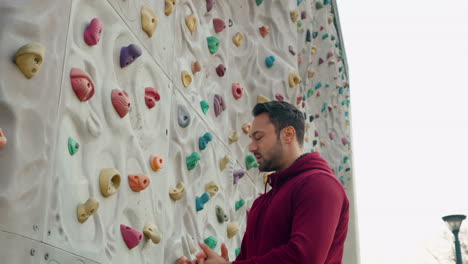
[[442, 214, 466, 264]]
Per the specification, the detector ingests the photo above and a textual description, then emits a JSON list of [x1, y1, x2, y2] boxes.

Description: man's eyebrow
[[249, 131, 264, 138]]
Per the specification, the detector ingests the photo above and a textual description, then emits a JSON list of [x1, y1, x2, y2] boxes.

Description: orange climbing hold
[[150, 155, 164, 171], [0, 128, 6, 147]]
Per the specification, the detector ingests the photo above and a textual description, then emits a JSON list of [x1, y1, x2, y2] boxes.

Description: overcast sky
[[336, 0, 468, 263]]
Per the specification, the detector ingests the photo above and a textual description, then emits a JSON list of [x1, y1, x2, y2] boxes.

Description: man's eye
[[255, 136, 262, 141]]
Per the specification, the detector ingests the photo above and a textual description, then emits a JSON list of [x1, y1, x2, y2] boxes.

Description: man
[[179, 101, 349, 264]]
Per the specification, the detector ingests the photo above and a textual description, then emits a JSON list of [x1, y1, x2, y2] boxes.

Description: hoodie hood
[[267, 152, 333, 189]]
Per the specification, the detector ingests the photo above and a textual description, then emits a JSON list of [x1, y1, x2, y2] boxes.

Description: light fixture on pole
[[442, 214, 466, 264]]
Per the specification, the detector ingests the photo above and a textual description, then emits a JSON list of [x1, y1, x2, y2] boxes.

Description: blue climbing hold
[[321, 102, 328, 112], [325, 83, 330, 88], [199, 132, 213, 150], [297, 0, 302, 5], [339, 87, 344, 94], [315, 82, 322, 89], [312, 32, 318, 39], [306, 30, 311, 42], [196, 192, 211, 211], [265, 56, 275, 68]]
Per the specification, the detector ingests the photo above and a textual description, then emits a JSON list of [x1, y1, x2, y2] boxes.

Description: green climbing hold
[[315, 1, 323, 9], [256, 0, 264, 6], [322, 33, 329, 40], [307, 88, 314, 97], [315, 82, 322, 89], [343, 156, 349, 164], [338, 87, 344, 94], [235, 248, 241, 257], [325, 83, 330, 88], [207, 36, 220, 54], [297, 20, 303, 29], [339, 66, 343, 72], [186, 152, 201, 170], [235, 198, 245, 211], [324, 0, 330, 5], [68, 137, 80, 155], [245, 154, 258, 170], [310, 148, 315, 152], [200, 100, 209, 114], [204, 236, 218, 250]]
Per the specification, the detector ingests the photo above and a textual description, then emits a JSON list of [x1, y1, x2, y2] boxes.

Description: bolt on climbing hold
[[216, 64, 226, 77], [242, 122, 251, 134], [265, 56, 275, 68], [301, 11, 307, 19], [0, 128, 7, 147], [329, 132, 335, 140], [68, 137, 80, 155], [306, 30, 311, 42], [76, 197, 99, 223], [216, 205, 229, 223], [220, 155, 231, 171], [199, 132, 213, 150], [192, 61, 202, 74], [259, 26, 269, 37], [196, 192, 211, 211], [143, 221, 162, 244], [328, 14, 334, 24], [227, 222, 239, 238], [311, 45, 318, 54], [318, 57, 324, 65], [185, 15, 197, 35], [315, 82, 322, 89], [144, 87, 161, 109], [321, 102, 328, 112], [169, 182, 185, 200], [213, 18, 226, 33], [233, 169, 245, 184], [275, 93, 284, 101], [288, 73, 301, 87], [181, 71, 192, 88], [235, 198, 245, 211], [228, 131, 240, 144], [343, 156, 349, 164], [205, 181, 219, 197], [257, 95, 270, 103], [232, 83, 243, 99], [256, 0, 264, 6], [312, 31, 318, 38], [204, 236, 218, 250], [149, 154, 164, 171], [232, 32, 244, 47], [128, 174, 150, 192], [207, 36, 220, 54], [84, 18, 103, 46], [186, 152, 201, 171], [316, 1, 323, 9], [213, 94, 226, 117], [263, 171, 274, 185], [120, 44, 142, 68], [297, 56, 303, 64], [165, 0, 174, 16], [297, 20, 303, 29], [120, 224, 143, 249], [288, 45, 295, 55], [111, 89, 132, 118], [206, 0, 214, 11], [99, 168, 121, 197], [290, 10, 299, 22], [235, 248, 241, 257], [324, 0, 330, 5], [322, 33, 329, 40], [141, 7, 158, 37], [70, 68, 95, 102], [245, 154, 258, 170], [341, 137, 348, 145], [14, 42, 45, 79], [200, 100, 209, 114], [178, 104, 191, 128]]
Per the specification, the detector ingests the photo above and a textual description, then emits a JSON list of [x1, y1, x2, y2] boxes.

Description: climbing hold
[[185, 15, 197, 35], [307, 88, 314, 98], [128, 174, 150, 192], [181, 71, 192, 88], [338, 165, 343, 172], [256, 0, 264, 6], [111, 89, 132, 118], [322, 33, 329, 40], [320, 25, 325, 31], [312, 140, 317, 146], [144, 87, 160, 109], [120, 224, 143, 249], [305, 136, 310, 143], [342, 137, 348, 145], [301, 11, 307, 20], [297, 56, 303, 65], [192, 61, 202, 74], [316, 1, 323, 9], [257, 95, 270, 103], [213, 94, 226, 117], [68, 137, 80, 155], [141, 7, 158, 37], [143, 221, 162, 244], [120, 44, 142, 68], [265, 56, 275, 68], [216, 64, 226, 77], [343, 156, 349, 164], [235, 198, 245, 210], [232, 83, 243, 100], [321, 102, 328, 112], [76, 198, 99, 224], [169, 182, 185, 200], [315, 130, 319, 137], [0, 129, 6, 148], [227, 222, 239, 238], [312, 32, 318, 39], [149, 155, 164, 172], [228, 19, 233, 27], [288, 45, 296, 55], [275, 93, 284, 101], [232, 32, 244, 47], [320, 140, 326, 147], [338, 87, 344, 94], [245, 154, 258, 170], [242, 122, 251, 134], [290, 10, 299, 22], [205, 181, 219, 197], [315, 82, 322, 89], [328, 14, 334, 24], [196, 192, 211, 211], [259, 26, 269, 38], [207, 36, 220, 54], [318, 57, 324, 65], [308, 70, 316, 79], [324, 0, 330, 5], [235, 248, 241, 257], [297, 0, 303, 5], [204, 236, 217, 250], [306, 30, 311, 42], [99, 168, 121, 197], [328, 59, 336, 65], [311, 45, 317, 54], [329, 132, 335, 140], [206, 0, 215, 12], [197, 101, 208, 115], [297, 20, 303, 29], [178, 104, 191, 128], [70, 68, 95, 102], [83, 18, 103, 46], [228, 131, 240, 144], [220, 155, 230, 171], [288, 73, 301, 87], [263, 171, 273, 185], [296, 95, 303, 105], [186, 152, 201, 171], [199, 132, 213, 150], [233, 169, 245, 184], [213, 18, 226, 33], [164, 0, 175, 16], [327, 51, 334, 59], [14, 42, 45, 79], [216, 205, 229, 223]]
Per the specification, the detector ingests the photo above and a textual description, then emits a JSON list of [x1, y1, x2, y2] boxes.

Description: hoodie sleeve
[[232, 174, 348, 264]]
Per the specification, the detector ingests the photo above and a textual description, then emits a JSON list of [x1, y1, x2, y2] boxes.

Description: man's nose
[[249, 141, 257, 153]]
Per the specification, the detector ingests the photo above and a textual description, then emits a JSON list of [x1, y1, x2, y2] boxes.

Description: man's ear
[[281, 126, 296, 144]]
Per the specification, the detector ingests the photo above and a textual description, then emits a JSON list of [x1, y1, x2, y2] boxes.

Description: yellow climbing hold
[[288, 73, 301, 87], [232, 32, 244, 47], [257, 95, 270, 103], [220, 155, 230, 171], [290, 10, 299, 22], [141, 6, 158, 37], [185, 15, 197, 35], [228, 131, 240, 144], [181, 71, 192, 88]]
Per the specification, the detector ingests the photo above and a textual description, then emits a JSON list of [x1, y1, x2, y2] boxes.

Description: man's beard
[[257, 141, 283, 172]]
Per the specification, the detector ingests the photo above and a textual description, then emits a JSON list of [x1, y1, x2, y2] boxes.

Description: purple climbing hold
[[206, 0, 215, 12], [275, 93, 284, 101], [233, 169, 245, 184], [301, 11, 306, 19], [288, 45, 295, 55], [318, 57, 324, 65], [120, 44, 142, 68], [216, 64, 226, 77], [213, 94, 226, 117], [314, 130, 319, 137]]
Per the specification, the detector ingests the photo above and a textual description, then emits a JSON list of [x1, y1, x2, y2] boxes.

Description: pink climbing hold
[[111, 89, 132, 118], [296, 95, 302, 105], [327, 51, 334, 59], [213, 18, 226, 33], [120, 224, 143, 249], [144, 87, 160, 109], [84, 18, 103, 46], [70, 68, 95, 102], [318, 57, 324, 65], [213, 94, 226, 117], [297, 56, 303, 64], [302, 101, 305, 108], [314, 130, 319, 137], [342, 137, 348, 145], [329, 132, 335, 140], [206, 0, 215, 12], [259, 26, 269, 38], [316, 91, 321, 97], [232, 83, 243, 99], [320, 25, 324, 31], [216, 64, 226, 77], [275, 93, 284, 101]]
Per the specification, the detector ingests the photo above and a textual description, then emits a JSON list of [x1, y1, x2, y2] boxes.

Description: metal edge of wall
[[331, 0, 350, 81]]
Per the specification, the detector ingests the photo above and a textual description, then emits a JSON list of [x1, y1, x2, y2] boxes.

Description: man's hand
[[196, 241, 230, 264]]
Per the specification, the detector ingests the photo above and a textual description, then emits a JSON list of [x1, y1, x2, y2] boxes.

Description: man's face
[[248, 113, 284, 172]]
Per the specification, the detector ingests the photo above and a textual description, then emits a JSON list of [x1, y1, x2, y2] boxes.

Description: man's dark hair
[[252, 101, 305, 146]]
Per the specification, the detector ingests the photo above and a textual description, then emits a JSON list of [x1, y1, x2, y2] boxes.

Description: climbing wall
[[0, 0, 357, 263]]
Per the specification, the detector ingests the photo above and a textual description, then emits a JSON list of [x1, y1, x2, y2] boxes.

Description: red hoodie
[[233, 152, 349, 264]]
